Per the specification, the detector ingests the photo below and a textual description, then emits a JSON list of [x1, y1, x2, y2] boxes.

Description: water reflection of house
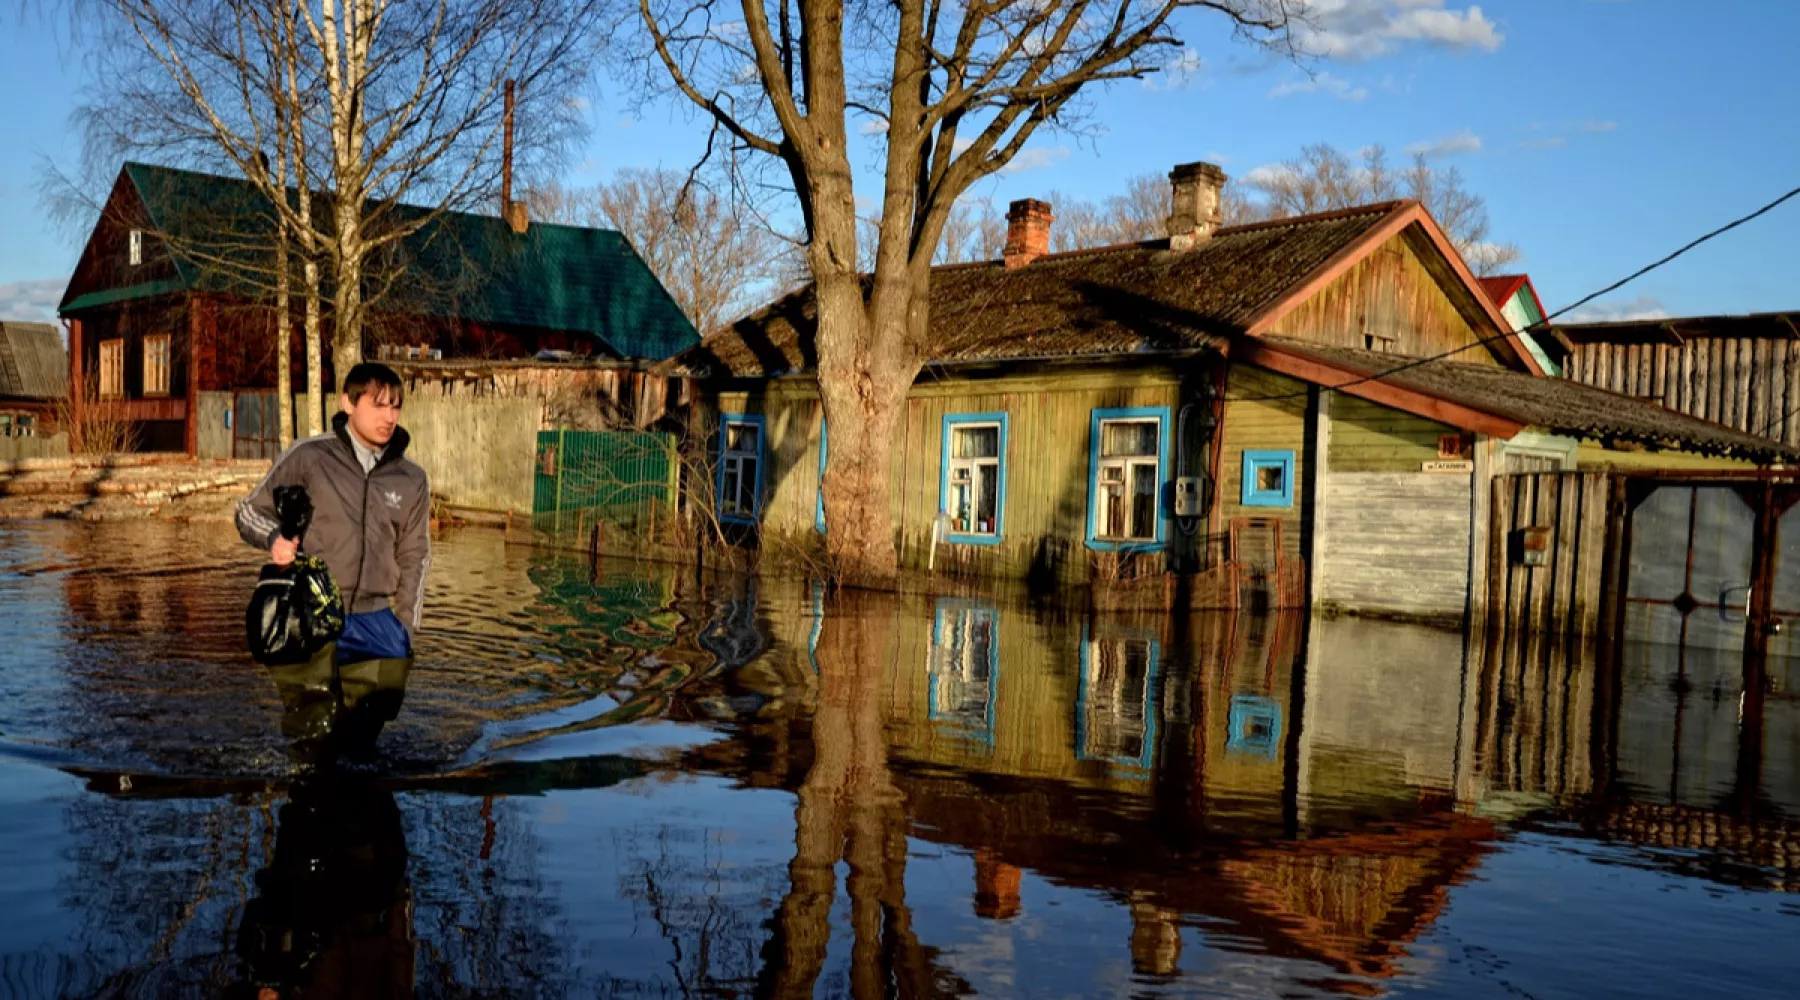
[[666, 160, 1788, 621]]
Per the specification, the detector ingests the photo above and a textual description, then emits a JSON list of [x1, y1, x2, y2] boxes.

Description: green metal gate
[[532, 429, 680, 542]]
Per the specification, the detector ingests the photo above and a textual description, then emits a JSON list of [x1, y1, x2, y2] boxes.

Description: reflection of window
[[143, 334, 171, 396], [99, 339, 125, 399], [1076, 630, 1161, 770], [1240, 450, 1294, 508], [1227, 695, 1283, 758], [1089, 407, 1168, 549], [941, 413, 1008, 543], [927, 599, 997, 744], [715, 415, 764, 523], [815, 416, 827, 533]]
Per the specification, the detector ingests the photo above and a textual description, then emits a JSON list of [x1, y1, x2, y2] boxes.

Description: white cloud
[[1242, 163, 1297, 188], [1294, 1, 1503, 62], [859, 118, 889, 136], [1203, 150, 1234, 164], [1582, 118, 1619, 133], [999, 145, 1071, 175], [0, 279, 65, 322], [1564, 294, 1671, 323], [1143, 49, 1204, 91], [1267, 72, 1367, 101], [1406, 129, 1482, 157]]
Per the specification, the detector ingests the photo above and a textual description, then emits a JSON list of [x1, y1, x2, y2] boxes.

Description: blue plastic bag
[[335, 609, 412, 664]]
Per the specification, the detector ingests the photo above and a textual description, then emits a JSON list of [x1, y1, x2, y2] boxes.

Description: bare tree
[[74, 0, 603, 392], [530, 168, 790, 335], [1245, 142, 1520, 274], [635, 0, 1299, 584]]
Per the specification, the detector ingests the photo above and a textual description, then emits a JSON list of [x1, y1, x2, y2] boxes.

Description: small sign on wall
[[1420, 460, 1474, 473]]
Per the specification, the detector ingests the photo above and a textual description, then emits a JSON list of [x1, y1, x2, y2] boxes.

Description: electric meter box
[[1174, 476, 1205, 518]]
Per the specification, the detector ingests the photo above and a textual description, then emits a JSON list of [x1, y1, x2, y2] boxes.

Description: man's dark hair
[[341, 362, 405, 406]]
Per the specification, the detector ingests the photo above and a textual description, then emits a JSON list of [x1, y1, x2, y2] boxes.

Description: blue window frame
[[940, 412, 1009, 545], [1086, 406, 1172, 552], [1240, 449, 1295, 507], [815, 416, 828, 533], [1075, 625, 1161, 772], [715, 413, 766, 524]]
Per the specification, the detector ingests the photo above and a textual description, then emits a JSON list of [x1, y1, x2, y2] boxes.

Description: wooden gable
[[59, 170, 182, 314], [1260, 224, 1512, 367]]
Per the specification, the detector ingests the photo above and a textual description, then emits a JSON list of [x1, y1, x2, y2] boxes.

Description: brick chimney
[[1003, 198, 1053, 269], [1166, 161, 1227, 252]]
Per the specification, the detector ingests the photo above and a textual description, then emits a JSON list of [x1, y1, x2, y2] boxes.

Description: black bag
[[246, 486, 345, 665]]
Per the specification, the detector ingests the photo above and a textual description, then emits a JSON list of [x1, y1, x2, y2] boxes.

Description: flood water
[[0, 520, 1795, 998]]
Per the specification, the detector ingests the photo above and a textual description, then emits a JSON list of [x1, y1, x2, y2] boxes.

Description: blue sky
[[2, 0, 1796, 324]]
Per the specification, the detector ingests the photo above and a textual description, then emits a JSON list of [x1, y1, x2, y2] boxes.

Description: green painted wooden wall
[[1217, 366, 1309, 564], [1327, 395, 1453, 472]]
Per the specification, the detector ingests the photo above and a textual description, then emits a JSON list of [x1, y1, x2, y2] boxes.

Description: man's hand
[[271, 535, 299, 566]]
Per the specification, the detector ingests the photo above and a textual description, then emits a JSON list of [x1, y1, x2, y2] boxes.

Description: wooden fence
[[1563, 337, 1800, 447], [1485, 471, 1623, 639]]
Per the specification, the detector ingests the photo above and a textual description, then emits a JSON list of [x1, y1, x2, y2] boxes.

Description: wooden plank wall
[[1564, 337, 1800, 446], [1263, 229, 1502, 366], [1217, 366, 1309, 565], [716, 369, 1185, 587], [1484, 472, 1617, 639], [1318, 472, 1472, 620], [1327, 395, 1453, 471]]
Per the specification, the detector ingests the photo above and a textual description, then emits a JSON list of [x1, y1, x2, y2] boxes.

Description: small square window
[[1240, 450, 1295, 508]]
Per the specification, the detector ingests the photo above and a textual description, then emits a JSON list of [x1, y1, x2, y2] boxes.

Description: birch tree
[[635, 0, 1301, 585], [75, 0, 602, 393]]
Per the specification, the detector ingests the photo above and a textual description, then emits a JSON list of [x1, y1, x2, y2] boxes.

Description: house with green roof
[[58, 162, 697, 454]]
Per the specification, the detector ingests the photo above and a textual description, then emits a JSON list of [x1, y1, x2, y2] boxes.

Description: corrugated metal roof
[[59, 163, 700, 361], [0, 321, 69, 400], [1266, 338, 1798, 461]]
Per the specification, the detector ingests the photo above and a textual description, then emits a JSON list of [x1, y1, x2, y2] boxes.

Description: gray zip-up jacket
[[236, 413, 432, 634]]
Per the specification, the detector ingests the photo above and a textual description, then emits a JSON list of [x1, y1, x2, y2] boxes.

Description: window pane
[[949, 480, 973, 532], [1256, 463, 1285, 494], [1100, 477, 1125, 538], [721, 461, 742, 513], [727, 423, 759, 452], [1101, 420, 1157, 458], [952, 424, 999, 459], [736, 457, 759, 514], [976, 462, 998, 532], [1130, 462, 1157, 540]]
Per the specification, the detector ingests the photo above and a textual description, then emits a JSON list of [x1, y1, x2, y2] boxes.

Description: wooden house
[[665, 161, 1792, 621], [0, 320, 68, 441], [1550, 310, 1800, 448], [57, 162, 698, 454], [1477, 273, 1558, 374]]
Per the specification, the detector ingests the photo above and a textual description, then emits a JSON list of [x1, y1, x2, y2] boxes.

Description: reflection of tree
[[605, 825, 781, 994], [758, 590, 969, 1000]]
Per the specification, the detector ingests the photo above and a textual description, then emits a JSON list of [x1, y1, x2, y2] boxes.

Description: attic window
[[129, 230, 144, 266]]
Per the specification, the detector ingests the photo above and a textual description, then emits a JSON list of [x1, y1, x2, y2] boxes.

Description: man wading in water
[[236, 362, 431, 750]]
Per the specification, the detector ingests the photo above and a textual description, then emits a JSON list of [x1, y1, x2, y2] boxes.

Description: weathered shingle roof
[[60, 163, 699, 361], [1266, 339, 1798, 461], [670, 202, 1407, 378], [0, 321, 68, 400]]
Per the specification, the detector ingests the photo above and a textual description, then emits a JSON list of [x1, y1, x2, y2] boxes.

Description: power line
[[1227, 182, 1800, 402]]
